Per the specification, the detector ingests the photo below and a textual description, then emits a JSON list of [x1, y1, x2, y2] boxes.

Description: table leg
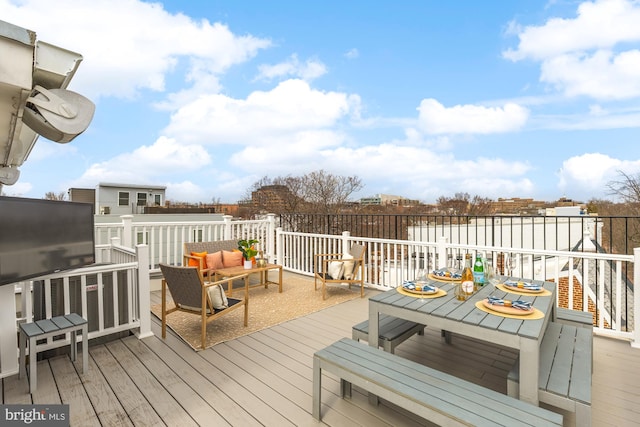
[[81, 323, 88, 373], [368, 301, 380, 405], [519, 338, 539, 405], [19, 329, 26, 380]]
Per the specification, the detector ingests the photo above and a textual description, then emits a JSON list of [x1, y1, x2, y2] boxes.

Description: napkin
[[431, 269, 461, 279], [503, 280, 542, 291], [403, 281, 436, 293], [487, 296, 532, 311]]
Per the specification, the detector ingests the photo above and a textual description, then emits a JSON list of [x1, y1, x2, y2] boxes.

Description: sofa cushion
[[188, 251, 207, 268], [206, 251, 224, 270], [222, 250, 243, 267]]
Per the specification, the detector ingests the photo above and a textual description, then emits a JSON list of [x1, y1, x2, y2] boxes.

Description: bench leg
[[28, 336, 37, 393], [19, 330, 26, 380], [576, 402, 591, 427], [442, 330, 452, 344], [340, 379, 352, 398], [70, 330, 78, 362], [312, 356, 322, 420], [81, 324, 88, 373]]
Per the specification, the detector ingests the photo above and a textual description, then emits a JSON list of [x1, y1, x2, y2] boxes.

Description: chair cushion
[[188, 251, 207, 268], [206, 251, 224, 270], [342, 253, 356, 279], [222, 250, 243, 267], [207, 284, 229, 309], [328, 261, 345, 279]]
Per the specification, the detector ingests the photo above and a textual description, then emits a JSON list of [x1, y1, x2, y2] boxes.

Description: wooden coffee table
[[214, 263, 283, 296]]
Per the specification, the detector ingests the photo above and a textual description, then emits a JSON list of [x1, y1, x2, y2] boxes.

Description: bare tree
[[607, 170, 640, 213], [44, 191, 66, 201], [301, 170, 363, 215]]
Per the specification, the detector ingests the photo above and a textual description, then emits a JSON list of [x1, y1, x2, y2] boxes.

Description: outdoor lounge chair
[[314, 244, 366, 300], [159, 263, 249, 350]]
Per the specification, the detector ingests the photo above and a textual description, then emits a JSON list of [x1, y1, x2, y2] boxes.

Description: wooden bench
[[555, 307, 593, 328], [507, 322, 592, 427], [352, 315, 424, 354], [19, 313, 88, 393], [313, 338, 563, 426]]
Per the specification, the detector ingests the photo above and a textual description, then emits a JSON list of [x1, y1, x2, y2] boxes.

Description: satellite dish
[[22, 85, 95, 143]]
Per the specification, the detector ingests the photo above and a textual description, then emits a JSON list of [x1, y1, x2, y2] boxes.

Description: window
[[193, 229, 203, 242], [137, 192, 147, 206], [154, 194, 161, 206], [118, 192, 129, 206]]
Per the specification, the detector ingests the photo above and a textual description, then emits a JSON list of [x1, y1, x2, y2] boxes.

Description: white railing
[[95, 214, 277, 271], [18, 243, 152, 356], [5, 213, 634, 382], [276, 228, 639, 347]]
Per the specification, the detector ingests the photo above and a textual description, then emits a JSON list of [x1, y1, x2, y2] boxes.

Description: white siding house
[[96, 183, 166, 215]]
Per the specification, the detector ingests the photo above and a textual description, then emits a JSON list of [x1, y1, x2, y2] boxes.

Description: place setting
[[496, 279, 552, 296], [397, 269, 447, 299], [428, 267, 462, 283], [475, 295, 544, 319]]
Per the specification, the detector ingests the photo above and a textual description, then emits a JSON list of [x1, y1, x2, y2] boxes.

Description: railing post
[[632, 248, 640, 348], [436, 236, 449, 269], [135, 244, 153, 339], [223, 215, 233, 239], [0, 284, 18, 378], [276, 227, 283, 265], [267, 214, 276, 262], [121, 215, 133, 248], [341, 231, 351, 254]]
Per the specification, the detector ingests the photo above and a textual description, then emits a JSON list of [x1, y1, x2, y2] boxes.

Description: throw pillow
[[222, 250, 243, 267], [207, 284, 229, 310], [328, 261, 344, 280], [342, 252, 356, 279], [206, 251, 224, 270], [188, 251, 207, 268]]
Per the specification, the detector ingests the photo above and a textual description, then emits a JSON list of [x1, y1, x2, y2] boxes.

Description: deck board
[[2, 277, 639, 427], [89, 343, 163, 427]]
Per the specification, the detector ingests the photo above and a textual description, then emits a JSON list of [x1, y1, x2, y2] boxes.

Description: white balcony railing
[[2, 214, 637, 382], [276, 229, 639, 346]]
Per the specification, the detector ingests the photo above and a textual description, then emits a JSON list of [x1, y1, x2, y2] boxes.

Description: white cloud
[[557, 152, 640, 198], [256, 54, 327, 82], [417, 99, 529, 135], [344, 48, 359, 59], [1, 181, 32, 196], [73, 136, 210, 187], [503, 0, 640, 61], [165, 181, 205, 203], [163, 79, 357, 144], [503, 0, 640, 100], [2, 0, 271, 101], [540, 49, 640, 99]]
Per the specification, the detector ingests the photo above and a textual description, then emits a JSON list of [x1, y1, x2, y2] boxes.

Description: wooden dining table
[[367, 277, 556, 406]]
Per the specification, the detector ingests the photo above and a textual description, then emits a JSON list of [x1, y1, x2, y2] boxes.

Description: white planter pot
[[244, 260, 253, 269]]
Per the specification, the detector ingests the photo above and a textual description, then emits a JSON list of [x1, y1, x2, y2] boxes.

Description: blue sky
[[3, 0, 640, 204]]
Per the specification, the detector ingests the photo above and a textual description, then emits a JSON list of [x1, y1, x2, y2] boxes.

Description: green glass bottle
[[473, 253, 485, 290]]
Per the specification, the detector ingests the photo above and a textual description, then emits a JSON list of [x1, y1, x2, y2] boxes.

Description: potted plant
[[238, 239, 259, 269]]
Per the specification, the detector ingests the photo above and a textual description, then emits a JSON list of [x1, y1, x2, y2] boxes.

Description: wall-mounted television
[[0, 196, 95, 286]]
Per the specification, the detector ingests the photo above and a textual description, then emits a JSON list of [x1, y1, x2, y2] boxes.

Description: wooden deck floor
[[2, 277, 640, 426]]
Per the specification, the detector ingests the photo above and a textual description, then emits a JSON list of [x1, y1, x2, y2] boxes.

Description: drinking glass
[[415, 269, 427, 302], [505, 255, 514, 277], [485, 262, 499, 287]]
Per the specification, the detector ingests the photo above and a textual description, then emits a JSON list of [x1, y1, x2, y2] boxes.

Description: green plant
[[237, 239, 259, 260]]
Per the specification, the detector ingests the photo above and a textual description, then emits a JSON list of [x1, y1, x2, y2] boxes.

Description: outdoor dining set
[[313, 265, 593, 426]]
